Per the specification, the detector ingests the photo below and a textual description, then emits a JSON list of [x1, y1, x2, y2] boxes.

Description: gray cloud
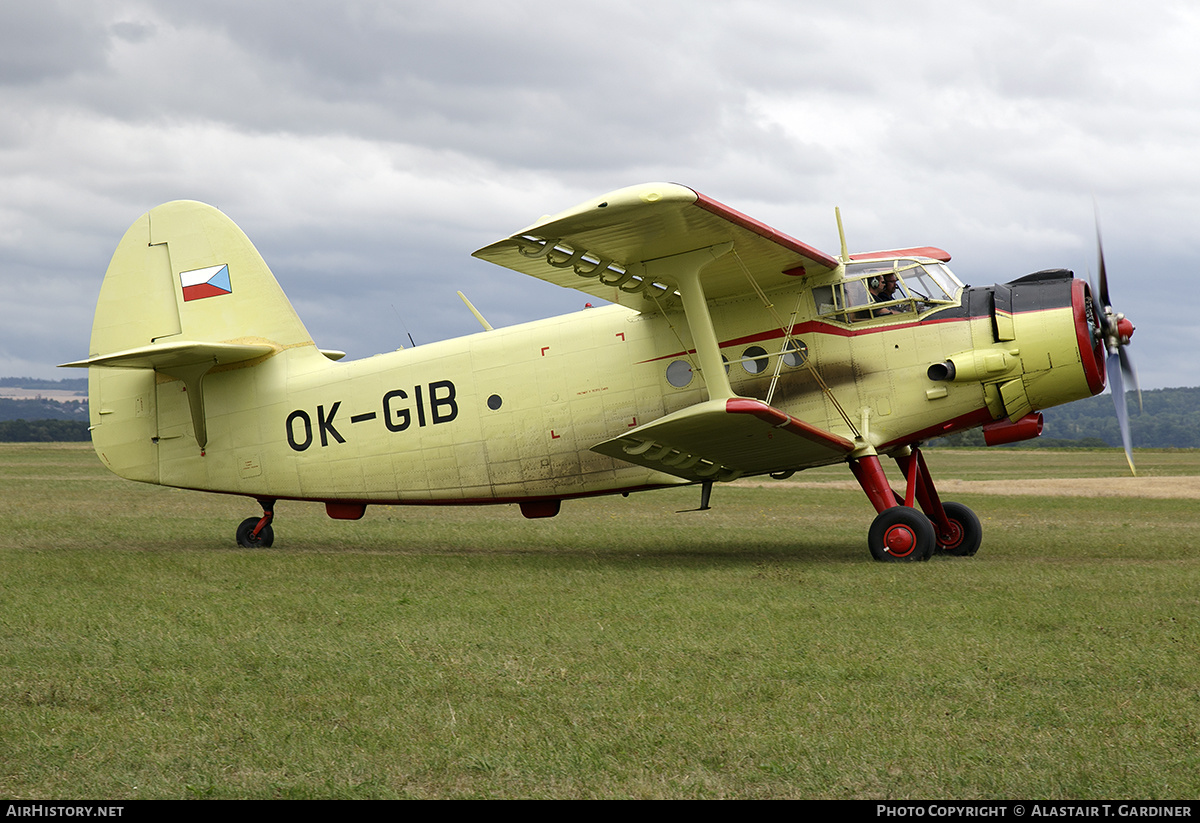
[[0, 3, 110, 85]]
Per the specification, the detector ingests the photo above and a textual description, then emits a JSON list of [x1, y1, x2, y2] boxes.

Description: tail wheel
[[935, 501, 982, 557], [236, 516, 274, 548], [868, 507, 935, 562]]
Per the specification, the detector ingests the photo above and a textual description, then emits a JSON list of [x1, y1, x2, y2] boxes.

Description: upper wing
[[472, 183, 840, 311], [591, 397, 856, 482]]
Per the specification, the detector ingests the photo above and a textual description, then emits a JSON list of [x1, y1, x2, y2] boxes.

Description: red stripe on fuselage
[[637, 314, 976, 364], [637, 302, 1074, 365]]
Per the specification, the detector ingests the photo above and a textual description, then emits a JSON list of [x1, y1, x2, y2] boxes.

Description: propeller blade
[[1096, 228, 1112, 311], [1092, 206, 1136, 474], [1119, 345, 1143, 412], [1107, 351, 1135, 476], [1094, 202, 1113, 312]]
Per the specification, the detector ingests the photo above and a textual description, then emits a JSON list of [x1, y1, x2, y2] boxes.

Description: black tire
[[868, 507, 935, 562], [236, 516, 274, 548], [934, 501, 982, 557]]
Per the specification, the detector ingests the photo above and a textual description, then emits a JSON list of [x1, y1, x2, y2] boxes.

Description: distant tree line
[[0, 378, 91, 441], [928, 387, 1200, 449], [0, 419, 90, 441], [0, 398, 89, 422], [1039, 386, 1200, 449]]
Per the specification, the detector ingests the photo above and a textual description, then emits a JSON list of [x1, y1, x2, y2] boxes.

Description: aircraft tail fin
[[62, 201, 322, 469], [76, 200, 317, 361]]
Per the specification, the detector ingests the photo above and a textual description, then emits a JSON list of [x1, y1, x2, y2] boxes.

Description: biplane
[[62, 183, 1136, 561]]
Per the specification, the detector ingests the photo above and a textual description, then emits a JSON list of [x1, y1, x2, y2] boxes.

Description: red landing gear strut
[[849, 447, 982, 562]]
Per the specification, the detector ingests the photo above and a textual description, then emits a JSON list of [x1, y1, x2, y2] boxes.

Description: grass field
[[2, 444, 1198, 799]]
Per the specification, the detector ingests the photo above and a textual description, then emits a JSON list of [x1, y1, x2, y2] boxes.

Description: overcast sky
[[2, 0, 1196, 393]]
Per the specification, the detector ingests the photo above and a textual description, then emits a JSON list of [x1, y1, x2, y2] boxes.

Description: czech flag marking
[[180, 264, 232, 302]]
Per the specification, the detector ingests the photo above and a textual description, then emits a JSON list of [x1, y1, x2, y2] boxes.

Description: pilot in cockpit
[[869, 272, 900, 316]]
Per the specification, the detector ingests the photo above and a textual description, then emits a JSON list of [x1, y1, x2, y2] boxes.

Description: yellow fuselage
[[89, 273, 1099, 509]]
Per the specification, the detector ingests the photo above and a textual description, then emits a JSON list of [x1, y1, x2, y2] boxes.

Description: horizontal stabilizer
[[61, 339, 276, 452], [60, 340, 275, 371], [591, 397, 855, 483], [473, 182, 839, 312]]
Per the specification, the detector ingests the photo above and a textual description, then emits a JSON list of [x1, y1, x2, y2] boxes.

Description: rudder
[[92, 200, 316, 356]]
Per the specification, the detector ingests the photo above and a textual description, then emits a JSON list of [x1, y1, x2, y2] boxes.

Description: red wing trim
[[850, 247, 951, 262], [691, 191, 841, 271], [725, 397, 856, 452]]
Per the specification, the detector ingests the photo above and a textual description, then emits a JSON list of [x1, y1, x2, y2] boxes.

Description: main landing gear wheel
[[236, 516, 274, 548], [868, 507, 935, 562], [934, 501, 982, 557]]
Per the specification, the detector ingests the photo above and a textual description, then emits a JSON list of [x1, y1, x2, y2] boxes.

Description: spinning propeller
[[1091, 225, 1140, 475]]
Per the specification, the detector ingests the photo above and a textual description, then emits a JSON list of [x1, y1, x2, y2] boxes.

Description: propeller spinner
[[1091, 227, 1140, 475]]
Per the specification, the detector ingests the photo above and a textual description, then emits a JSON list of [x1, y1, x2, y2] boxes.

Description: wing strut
[[764, 296, 802, 406], [645, 242, 736, 400], [728, 249, 861, 439]]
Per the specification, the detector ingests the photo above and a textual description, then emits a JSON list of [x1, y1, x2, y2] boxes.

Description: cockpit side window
[[815, 259, 961, 323]]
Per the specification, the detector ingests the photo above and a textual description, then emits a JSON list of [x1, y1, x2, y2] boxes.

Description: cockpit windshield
[[813, 259, 965, 323]]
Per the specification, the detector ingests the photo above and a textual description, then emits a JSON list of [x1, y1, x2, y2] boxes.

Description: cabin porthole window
[[742, 346, 769, 374], [487, 394, 503, 410], [665, 360, 693, 388], [782, 339, 809, 367]]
